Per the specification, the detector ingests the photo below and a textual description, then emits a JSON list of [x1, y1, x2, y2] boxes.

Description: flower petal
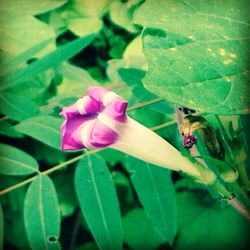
[[88, 86, 108, 103], [87, 119, 118, 148], [102, 98, 128, 122], [60, 104, 96, 150], [75, 95, 100, 115]]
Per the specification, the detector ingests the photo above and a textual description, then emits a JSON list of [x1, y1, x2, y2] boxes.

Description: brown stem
[[229, 198, 250, 220]]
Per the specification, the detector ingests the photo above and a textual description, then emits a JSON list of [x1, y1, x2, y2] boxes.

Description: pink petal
[[88, 119, 118, 148]]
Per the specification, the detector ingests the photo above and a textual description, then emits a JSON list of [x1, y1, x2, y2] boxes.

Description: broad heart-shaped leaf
[[0, 92, 39, 121], [24, 175, 61, 250], [1, 34, 96, 91], [119, 67, 174, 114], [126, 156, 177, 245], [0, 143, 39, 175], [74, 154, 122, 250], [14, 115, 62, 150], [134, 0, 250, 115]]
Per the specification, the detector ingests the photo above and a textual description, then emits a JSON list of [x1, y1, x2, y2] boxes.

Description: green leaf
[[175, 191, 250, 250], [68, 18, 103, 37], [126, 156, 177, 244], [0, 92, 39, 121], [57, 62, 98, 96], [0, 120, 23, 138], [119, 67, 174, 114], [1, 0, 67, 15], [0, 143, 39, 175], [0, 38, 52, 75], [72, 0, 110, 18], [14, 115, 62, 150], [74, 154, 122, 250], [59, 63, 98, 85], [0, 203, 3, 250], [0, 0, 66, 55], [122, 208, 165, 250], [53, 169, 78, 217], [134, 0, 250, 114], [24, 175, 61, 250], [2, 185, 30, 249], [1, 34, 96, 91], [109, 0, 138, 33]]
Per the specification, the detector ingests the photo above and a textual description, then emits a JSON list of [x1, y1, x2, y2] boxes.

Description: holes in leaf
[[47, 235, 57, 243]]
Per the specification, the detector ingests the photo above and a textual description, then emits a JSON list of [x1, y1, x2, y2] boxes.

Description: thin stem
[[230, 181, 250, 210], [0, 153, 85, 196], [0, 115, 176, 196], [127, 97, 165, 111], [229, 198, 250, 220], [0, 176, 37, 195], [149, 120, 176, 130], [212, 180, 233, 199]]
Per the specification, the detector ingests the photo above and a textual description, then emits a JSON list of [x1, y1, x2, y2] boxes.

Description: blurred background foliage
[[0, 0, 250, 250]]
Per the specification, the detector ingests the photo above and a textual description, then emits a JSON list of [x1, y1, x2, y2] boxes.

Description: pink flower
[[60, 87, 203, 179]]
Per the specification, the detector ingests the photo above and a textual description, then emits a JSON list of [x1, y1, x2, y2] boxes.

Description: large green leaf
[[0, 92, 39, 121], [0, 0, 66, 55], [0, 143, 39, 175], [175, 191, 250, 250], [24, 175, 61, 250], [122, 208, 165, 250], [74, 154, 122, 250], [119, 67, 174, 114], [0, 203, 3, 250], [134, 0, 250, 114], [1, 34, 96, 91], [14, 115, 62, 150], [126, 156, 177, 244]]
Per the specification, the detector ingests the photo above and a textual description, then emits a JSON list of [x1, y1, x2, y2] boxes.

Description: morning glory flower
[[60, 86, 205, 180]]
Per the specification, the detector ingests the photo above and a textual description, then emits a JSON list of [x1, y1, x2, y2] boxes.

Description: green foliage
[[1, 34, 96, 91], [0, 92, 39, 121], [0, 0, 66, 55], [134, 0, 250, 114], [127, 157, 177, 244], [0, 203, 3, 250], [0, 143, 39, 175], [15, 115, 62, 150], [122, 208, 165, 250], [175, 191, 250, 250], [0, 1, 249, 249], [74, 154, 122, 250], [24, 175, 61, 250]]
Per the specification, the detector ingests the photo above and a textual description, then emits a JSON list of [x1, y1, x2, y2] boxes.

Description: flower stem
[[213, 181, 250, 220], [229, 198, 250, 220], [212, 180, 233, 199]]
